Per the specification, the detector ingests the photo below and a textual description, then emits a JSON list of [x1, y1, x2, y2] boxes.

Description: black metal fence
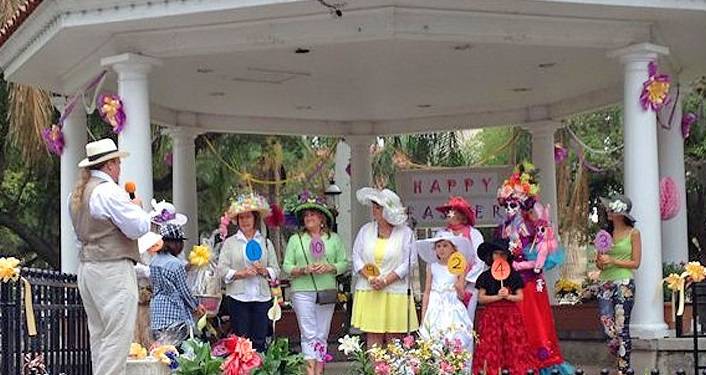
[[0, 268, 91, 375], [674, 281, 706, 375]]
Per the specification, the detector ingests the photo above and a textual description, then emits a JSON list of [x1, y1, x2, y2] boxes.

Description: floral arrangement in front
[[663, 261, 706, 317], [252, 337, 305, 375], [554, 278, 582, 306], [210, 335, 304, 375], [175, 338, 223, 375], [150, 344, 179, 370], [338, 332, 473, 375], [497, 161, 540, 208]]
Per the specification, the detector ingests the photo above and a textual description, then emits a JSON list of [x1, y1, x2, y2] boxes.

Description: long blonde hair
[[70, 168, 92, 213]]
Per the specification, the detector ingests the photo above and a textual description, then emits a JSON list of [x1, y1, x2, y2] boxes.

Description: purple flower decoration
[[594, 229, 614, 254], [154, 209, 176, 223], [554, 143, 568, 164], [640, 61, 671, 112], [163, 152, 173, 167], [97, 92, 127, 134], [682, 112, 697, 139], [42, 124, 64, 156]]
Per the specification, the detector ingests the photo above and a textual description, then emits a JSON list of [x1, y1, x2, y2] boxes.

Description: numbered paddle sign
[[447, 252, 467, 276], [361, 263, 380, 279], [245, 240, 263, 262], [491, 258, 511, 281]]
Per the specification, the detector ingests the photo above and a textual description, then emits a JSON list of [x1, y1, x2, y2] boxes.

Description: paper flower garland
[[41, 125, 65, 156], [97, 93, 126, 134], [660, 177, 680, 220], [640, 61, 671, 112], [554, 143, 568, 164], [682, 112, 697, 139]]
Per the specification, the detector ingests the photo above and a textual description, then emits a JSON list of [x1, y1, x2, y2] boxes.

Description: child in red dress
[[473, 239, 538, 375]]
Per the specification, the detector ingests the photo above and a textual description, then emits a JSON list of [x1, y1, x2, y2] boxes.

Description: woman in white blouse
[[350, 187, 418, 348], [217, 193, 280, 352]]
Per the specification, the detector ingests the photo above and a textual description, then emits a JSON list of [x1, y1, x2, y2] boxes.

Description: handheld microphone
[[124, 181, 137, 200]]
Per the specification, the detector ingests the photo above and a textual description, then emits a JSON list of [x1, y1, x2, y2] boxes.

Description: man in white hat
[[69, 138, 151, 375]]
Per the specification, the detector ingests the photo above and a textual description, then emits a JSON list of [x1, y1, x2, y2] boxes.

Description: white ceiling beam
[[151, 104, 351, 136]]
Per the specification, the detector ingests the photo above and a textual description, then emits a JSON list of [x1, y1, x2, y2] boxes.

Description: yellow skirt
[[351, 290, 419, 333]]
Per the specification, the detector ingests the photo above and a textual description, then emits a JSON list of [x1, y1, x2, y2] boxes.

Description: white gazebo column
[[334, 140, 352, 250], [610, 43, 670, 339], [163, 127, 201, 249], [658, 90, 689, 264], [347, 135, 374, 237], [101, 53, 162, 207], [54, 98, 87, 274], [528, 121, 561, 304]]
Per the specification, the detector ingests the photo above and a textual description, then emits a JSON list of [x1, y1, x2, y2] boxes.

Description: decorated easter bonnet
[[293, 191, 334, 227], [416, 232, 474, 265], [436, 196, 476, 227], [150, 199, 188, 226], [356, 187, 408, 226], [77, 138, 129, 168], [138, 231, 163, 254], [226, 192, 271, 218], [599, 194, 635, 222], [497, 161, 540, 209]]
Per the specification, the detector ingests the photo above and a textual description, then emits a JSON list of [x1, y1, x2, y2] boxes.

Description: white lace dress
[[419, 262, 475, 350]]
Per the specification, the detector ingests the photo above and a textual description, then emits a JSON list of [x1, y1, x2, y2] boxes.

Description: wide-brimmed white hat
[[150, 199, 188, 226], [138, 232, 163, 254], [416, 232, 474, 265], [356, 187, 407, 226], [77, 139, 129, 168]]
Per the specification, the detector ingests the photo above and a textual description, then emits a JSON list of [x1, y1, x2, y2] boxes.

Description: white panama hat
[[416, 232, 474, 265], [356, 187, 408, 226], [77, 138, 129, 168]]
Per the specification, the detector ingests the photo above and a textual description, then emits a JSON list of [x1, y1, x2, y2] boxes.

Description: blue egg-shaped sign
[[245, 240, 262, 262]]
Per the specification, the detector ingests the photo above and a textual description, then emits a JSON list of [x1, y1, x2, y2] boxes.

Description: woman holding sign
[[218, 192, 280, 352], [282, 193, 349, 375], [473, 238, 537, 375], [351, 187, 418, 348]]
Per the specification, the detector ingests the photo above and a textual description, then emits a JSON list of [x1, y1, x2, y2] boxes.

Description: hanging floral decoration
[[97, 93, 127, 134], [41, 125, 65, 156], [640, 61, 671, 112], [660, 177, 680, 220], [682, 112, 697, 139], [663, 261, 706, 319], [554, 143, 568, 164]]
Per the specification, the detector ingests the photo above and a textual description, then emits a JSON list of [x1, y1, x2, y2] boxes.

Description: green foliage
[[176, 339, 224, 375], [252, 337, 305, 375]]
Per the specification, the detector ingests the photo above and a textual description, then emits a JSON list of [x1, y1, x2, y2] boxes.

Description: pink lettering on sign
[[482, 178, 493, 192], [422, 206, 434, 220], [464, 178, 474, 192], [414, 180, 422, 194], [447, 179, 457, 192], [430, 180, 441, 194]]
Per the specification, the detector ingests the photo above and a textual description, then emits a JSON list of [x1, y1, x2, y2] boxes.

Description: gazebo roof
[[1, 0, 705, 135]]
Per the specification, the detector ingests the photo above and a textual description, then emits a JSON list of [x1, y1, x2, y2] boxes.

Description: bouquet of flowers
[[554, 278, 582, 305], [211, 336, 304, 375], [339, 331, 473, 375], [593, 230, 613, 255]]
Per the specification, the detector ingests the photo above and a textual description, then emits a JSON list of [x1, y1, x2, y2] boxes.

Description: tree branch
[[0, 212, 58, 268]]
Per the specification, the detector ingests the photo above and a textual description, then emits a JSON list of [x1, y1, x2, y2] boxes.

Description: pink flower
[[440, 361, 454, 374], [640, 61, 671, 112], [403, 335, 415, 349], [42, 124, 65, 156], [682, 112, 697, 139], [594, 229, 613, 254], [374, 362, 390, 375]]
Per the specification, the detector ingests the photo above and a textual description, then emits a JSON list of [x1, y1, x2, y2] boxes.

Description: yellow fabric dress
[[351, 238, 419, 333]]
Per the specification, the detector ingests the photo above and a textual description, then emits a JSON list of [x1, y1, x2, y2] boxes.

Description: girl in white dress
[[417, 234, 475, 350]]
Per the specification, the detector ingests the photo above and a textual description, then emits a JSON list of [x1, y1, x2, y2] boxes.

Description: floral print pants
[[597, 279, 635, 373]]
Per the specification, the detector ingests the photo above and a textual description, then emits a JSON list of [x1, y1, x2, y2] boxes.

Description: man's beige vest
[[70, 176, 140, 263]]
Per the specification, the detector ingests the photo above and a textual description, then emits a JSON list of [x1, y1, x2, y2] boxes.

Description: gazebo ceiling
[[1, 0, 705, 135]]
